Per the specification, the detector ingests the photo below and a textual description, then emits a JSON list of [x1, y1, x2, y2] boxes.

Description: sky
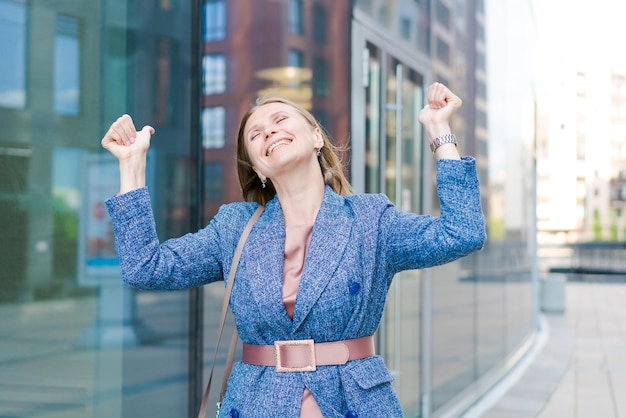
[[534, 0, 626, 73]]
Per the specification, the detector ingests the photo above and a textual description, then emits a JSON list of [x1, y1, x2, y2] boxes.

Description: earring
[[316, 149, 322, 157], [261, 178, 266, 189]]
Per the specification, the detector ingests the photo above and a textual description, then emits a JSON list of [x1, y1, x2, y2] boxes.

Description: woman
[[102, 82, 486, 417]]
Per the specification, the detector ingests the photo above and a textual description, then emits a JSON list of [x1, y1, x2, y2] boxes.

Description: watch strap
[[430, 133, 457, 153]]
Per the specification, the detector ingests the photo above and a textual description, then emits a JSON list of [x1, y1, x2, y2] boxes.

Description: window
[[435, 1, 450, 29], [435, 37, 450, 65], [204, 162, 223, 201], [312, 4, 327, 44], [313, 56, 329, 97], [202, 106, 225, 149], [204, 0, 226, 41], [202, 54, 226, 94], [476, 79, 486, 100], [54, 15, 81, 116], [476, 50, 486, 71], [288, 49, 304, 68], [0, 0, 26, 108], [400, 17, 411, 40], [154, 37, 178, 125], [288, 0, 303, 35]]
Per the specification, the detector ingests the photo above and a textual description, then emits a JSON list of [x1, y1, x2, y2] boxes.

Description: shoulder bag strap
[[198, 205, 264, 418]]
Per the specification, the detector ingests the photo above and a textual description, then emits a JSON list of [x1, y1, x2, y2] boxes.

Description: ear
[[313, 128, 324, 149]]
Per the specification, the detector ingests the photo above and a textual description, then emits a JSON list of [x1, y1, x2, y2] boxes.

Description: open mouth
[[266, 139, 292, 156]]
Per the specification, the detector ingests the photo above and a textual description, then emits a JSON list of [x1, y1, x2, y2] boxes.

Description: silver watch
[[430, 134, 457, 153]]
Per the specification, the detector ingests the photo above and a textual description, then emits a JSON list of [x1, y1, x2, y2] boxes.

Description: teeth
[[267, 140, 290, 155]]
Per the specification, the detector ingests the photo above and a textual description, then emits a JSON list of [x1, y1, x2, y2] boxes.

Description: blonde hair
[[236, 96, 351, 205]]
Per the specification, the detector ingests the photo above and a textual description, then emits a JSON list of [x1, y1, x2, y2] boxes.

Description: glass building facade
[[0, 1, 537, 417]]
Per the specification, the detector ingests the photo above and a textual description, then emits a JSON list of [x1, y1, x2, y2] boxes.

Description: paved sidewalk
[[481, 281, 626, 418]]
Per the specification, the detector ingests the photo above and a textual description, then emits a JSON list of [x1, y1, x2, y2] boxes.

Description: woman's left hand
[[418, 82, 462, 142]]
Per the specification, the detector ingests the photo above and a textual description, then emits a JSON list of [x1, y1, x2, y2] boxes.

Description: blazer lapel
[[242, 197, 293, 333], [292, 188, 353, 331]]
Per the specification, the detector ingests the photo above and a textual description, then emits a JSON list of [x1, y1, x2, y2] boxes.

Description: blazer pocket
[[343, 355, 394, 389]]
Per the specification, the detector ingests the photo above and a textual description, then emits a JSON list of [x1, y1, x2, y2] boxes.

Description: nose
[[264, 125, 278, 139]]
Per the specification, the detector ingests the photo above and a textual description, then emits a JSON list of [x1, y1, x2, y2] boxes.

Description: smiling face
[[236, 96, 350, 205], [243, 101, 324, 181]]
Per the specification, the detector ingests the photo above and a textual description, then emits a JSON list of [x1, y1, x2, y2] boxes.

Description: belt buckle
[[274, 339, 316, 372]]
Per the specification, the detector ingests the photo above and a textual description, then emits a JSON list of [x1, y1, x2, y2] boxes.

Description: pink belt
[[242, 336, 375, 372]]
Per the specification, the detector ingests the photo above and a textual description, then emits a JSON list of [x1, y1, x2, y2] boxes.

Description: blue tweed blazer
[[105, 157, 486, 417]]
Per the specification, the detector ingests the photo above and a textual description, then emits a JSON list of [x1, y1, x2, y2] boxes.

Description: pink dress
[[283, 224, 324, 418]]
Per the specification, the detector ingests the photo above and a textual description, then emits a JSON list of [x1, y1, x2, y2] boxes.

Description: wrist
[[430, 133, 457, 153], [424, 123, 452, 142], [119, 158, 147, 194]]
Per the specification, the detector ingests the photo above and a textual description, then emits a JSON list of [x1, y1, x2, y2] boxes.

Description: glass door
[[352, 24, 429, 417]]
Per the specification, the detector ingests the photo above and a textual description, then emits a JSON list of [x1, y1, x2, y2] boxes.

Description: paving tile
[[482, 282, 626, 418]]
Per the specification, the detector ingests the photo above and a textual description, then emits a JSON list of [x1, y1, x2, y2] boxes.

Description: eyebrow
[[245, 111, 287, 138]]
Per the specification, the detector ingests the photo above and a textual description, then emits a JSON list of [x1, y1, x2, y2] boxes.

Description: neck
[[273, 176, 325, 227]]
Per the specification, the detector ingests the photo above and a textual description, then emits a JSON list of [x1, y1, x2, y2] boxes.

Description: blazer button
[[229, 408, 239, 418], [348, 282, 361, 294], [346, 411, 358, 418]]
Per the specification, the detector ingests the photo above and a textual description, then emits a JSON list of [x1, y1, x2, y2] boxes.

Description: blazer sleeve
[[381, 157, 487, 274], [105, 187, 225, 290]]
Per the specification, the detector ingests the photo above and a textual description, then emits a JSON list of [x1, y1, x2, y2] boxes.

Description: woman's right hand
[[101, 114, 154, 161]]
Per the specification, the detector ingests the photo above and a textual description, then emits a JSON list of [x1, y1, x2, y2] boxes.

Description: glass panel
[[288, 0, 304, 35], [385, 58, 399, 204], [401, 69, 423, 213], [390, 60, 425, 417], [288, 49, 304, 68], [54, 15, 80, 116], [0, 0, 26, 109], [202, 106, 225, 149], [154, 36, 179, 126], [354, 0, 430, 54], [203, 54, 226, 95], [365, 42, 381, 194], [367, 50, 425, 415], [204, 0, 226, 42], [198, 1, 352, 409], [396, 270, 422, 415], [0, 2, 194, 416], [431, 262, 476, 411], [312, 4, 327, 44]]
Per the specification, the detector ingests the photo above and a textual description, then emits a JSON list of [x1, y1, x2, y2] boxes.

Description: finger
[[101, 130, 122, 151], [428, 82, 446, 109], [102, 126, 123, 147], [110, 123, 131, 146], [141, 125, 155, 136], [118, 114, 137, 145]]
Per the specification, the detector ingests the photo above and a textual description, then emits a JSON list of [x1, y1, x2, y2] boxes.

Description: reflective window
[[54, 15, 80, 116], [202, 106, 225, 149], [204, 0, 225, 41], [312, 56, 329, 97], [155, 36, 178, 125], [0, 2, 194, 416], [288, 0, 304, 35], [313, 4, 327, 44], [436, 36, 450, 65], [436, 0, 450, 29], [0, 0, 26, 109], [400, 17, 411, 40], [288, 48, 304, 67], [354, 0, 536, 415], [204, 162, 223, 201], [203, 54, 226, 94]]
